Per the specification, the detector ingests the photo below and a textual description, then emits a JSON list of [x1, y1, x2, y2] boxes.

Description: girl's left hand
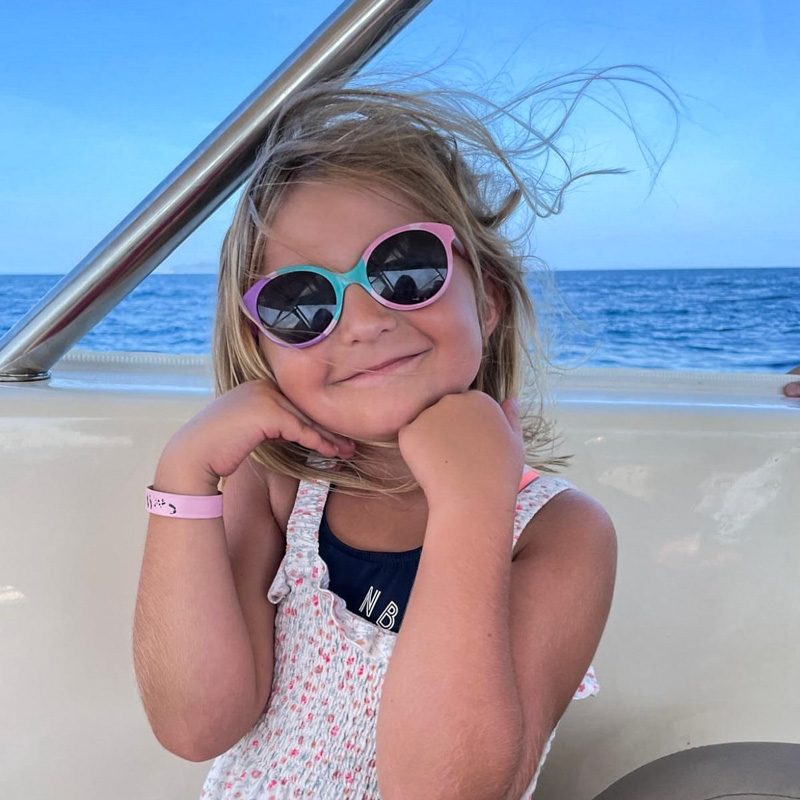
[[397, 391, 524, 510]]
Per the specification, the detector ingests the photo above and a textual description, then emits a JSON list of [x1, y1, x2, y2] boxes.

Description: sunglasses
[[242, 222, 459, 347]]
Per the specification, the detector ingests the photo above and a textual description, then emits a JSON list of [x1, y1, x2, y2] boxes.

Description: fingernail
[[510, 397, 520, 412]]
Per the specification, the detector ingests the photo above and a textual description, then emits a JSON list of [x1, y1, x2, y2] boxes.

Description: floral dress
[[200, 473, 599, 800]]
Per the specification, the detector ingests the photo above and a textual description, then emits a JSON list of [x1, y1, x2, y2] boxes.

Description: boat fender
[[590, 741, 800, 800]]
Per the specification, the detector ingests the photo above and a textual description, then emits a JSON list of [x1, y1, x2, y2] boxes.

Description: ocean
[[1, 268, 798, 373]]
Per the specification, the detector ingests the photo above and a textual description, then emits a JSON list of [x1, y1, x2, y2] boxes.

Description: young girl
[[133, 77, 618, 800]]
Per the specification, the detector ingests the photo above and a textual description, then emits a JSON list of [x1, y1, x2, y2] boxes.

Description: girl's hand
[[397, 391, 524, 510], [159, 380, 356, 489]]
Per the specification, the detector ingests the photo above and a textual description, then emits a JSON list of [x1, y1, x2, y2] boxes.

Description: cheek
[[258, 339, 316, 407], [437, 282, 487, 379], [261, 341, 353, 432], [445, 324, 484, 390]]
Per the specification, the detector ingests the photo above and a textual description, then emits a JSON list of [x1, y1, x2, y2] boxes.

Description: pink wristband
[[145, 485, 223, 519]]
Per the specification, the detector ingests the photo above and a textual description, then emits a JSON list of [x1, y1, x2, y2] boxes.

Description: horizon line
[[2, 264, 799, 277]]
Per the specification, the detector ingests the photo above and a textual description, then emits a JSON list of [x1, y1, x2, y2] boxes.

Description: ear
[[482, 277, 503, 339]]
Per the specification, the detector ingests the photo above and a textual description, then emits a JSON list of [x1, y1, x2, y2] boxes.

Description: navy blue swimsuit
[[318, 469, 539, 634], [318, 501, 420, 634]]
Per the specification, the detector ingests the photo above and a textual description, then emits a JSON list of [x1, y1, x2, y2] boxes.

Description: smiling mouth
[[338, 352, 427, 383]]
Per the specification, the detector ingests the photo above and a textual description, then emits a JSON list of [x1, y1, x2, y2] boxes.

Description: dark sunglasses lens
[[367, 230, 448, 306], [257, 272, 336, 344]]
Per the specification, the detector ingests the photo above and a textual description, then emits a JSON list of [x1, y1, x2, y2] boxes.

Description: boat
[[2, 1, 799, 798]]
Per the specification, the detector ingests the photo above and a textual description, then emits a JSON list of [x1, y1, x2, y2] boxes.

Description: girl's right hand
[[159, 380, 356, 488]]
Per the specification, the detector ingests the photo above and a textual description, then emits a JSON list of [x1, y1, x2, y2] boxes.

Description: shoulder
[[513, 481, 617, 568], [220, 458, 299, 536], [264, 466, 301, 533], [510, 486, 617, 673]]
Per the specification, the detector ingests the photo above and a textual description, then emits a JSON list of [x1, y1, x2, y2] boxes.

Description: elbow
[[146, 708, 254, 764], [134, 668, 267, 764], [501, 765, 536, 800], [496, 750, 533, 800], [156, 734, 216, 764], [500, 735, 550, 800], [152, 723, 235, 764], [379, 739, 525, 800]]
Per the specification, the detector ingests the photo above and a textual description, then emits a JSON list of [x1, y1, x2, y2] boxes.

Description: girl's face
[[256, 180, 498, 441]]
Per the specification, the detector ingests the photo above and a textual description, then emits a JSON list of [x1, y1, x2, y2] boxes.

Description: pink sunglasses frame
[[241, 221, 461, 348]]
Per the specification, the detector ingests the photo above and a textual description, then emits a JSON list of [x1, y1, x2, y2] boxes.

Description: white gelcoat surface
[[0, 351, 797, 800]]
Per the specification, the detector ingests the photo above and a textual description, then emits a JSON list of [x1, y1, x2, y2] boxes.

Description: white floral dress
[[200, 473, 599, 800]]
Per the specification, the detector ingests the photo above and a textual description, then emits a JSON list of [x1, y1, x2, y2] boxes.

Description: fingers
[[265, 387, 356, 456], [276, 414, 355, 459], [307, 424, 356, 457], [784, 382, 800, 398], [499, 396, 523, 438]]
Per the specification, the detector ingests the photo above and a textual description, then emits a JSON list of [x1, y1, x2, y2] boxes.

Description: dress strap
[[511, 473, 572, 550], [518, 467, 539, 492], [286, 478, 330, 547], [266, 477, 331, 605]]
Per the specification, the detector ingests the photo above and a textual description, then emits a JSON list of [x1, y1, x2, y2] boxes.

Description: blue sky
[[1, 0, 798, 274]]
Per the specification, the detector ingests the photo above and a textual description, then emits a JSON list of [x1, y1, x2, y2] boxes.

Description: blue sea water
[[1, 268, 798, 372]]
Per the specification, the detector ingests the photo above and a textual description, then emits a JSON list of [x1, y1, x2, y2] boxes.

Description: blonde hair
[[212, 69, 678, 493]]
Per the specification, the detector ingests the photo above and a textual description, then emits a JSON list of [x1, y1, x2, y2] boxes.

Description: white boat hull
[[1, 351, 797, 799]]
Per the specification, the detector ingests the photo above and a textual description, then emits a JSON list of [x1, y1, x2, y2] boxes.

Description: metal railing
[[0, 0, 431, 381]]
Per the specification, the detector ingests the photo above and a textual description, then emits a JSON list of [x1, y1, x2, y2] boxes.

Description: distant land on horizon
[[156, 260, 218, 275]]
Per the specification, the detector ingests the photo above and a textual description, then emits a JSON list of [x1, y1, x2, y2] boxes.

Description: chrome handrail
[[0, 0, 431, 381]]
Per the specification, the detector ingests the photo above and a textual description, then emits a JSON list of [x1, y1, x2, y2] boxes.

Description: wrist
[[146, 484, 223, 519], [427, 493, 516, 529], [154, 449, 220, 496], [423, 503, 516, 566], [422, 464, 528, 518]]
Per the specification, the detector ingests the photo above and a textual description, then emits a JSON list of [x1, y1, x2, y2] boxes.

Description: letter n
[[359, 586, 382, 618]]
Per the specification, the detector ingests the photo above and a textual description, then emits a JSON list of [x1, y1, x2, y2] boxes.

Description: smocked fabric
[[200, 473, 600, 800]]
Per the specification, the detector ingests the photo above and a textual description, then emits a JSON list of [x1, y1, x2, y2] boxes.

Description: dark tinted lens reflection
[[367, 230, 448, 305], [257, 272, 336, 344]]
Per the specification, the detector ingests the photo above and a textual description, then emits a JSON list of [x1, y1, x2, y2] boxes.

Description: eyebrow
[[263, 225, 396, 275]]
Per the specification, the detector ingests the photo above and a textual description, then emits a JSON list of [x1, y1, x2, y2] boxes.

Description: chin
[[330, 402, 427, 443], [318, 377, 474, 441]]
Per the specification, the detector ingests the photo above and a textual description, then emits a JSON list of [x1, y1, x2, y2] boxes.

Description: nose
[[335, 284, 398, 344]]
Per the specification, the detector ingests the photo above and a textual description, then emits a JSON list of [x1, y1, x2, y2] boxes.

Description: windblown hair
[[212, 68, 678, 494]]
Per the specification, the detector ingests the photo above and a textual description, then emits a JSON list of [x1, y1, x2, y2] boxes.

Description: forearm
[[133, 459, 260, 760], [376, 502, 525, 800]]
